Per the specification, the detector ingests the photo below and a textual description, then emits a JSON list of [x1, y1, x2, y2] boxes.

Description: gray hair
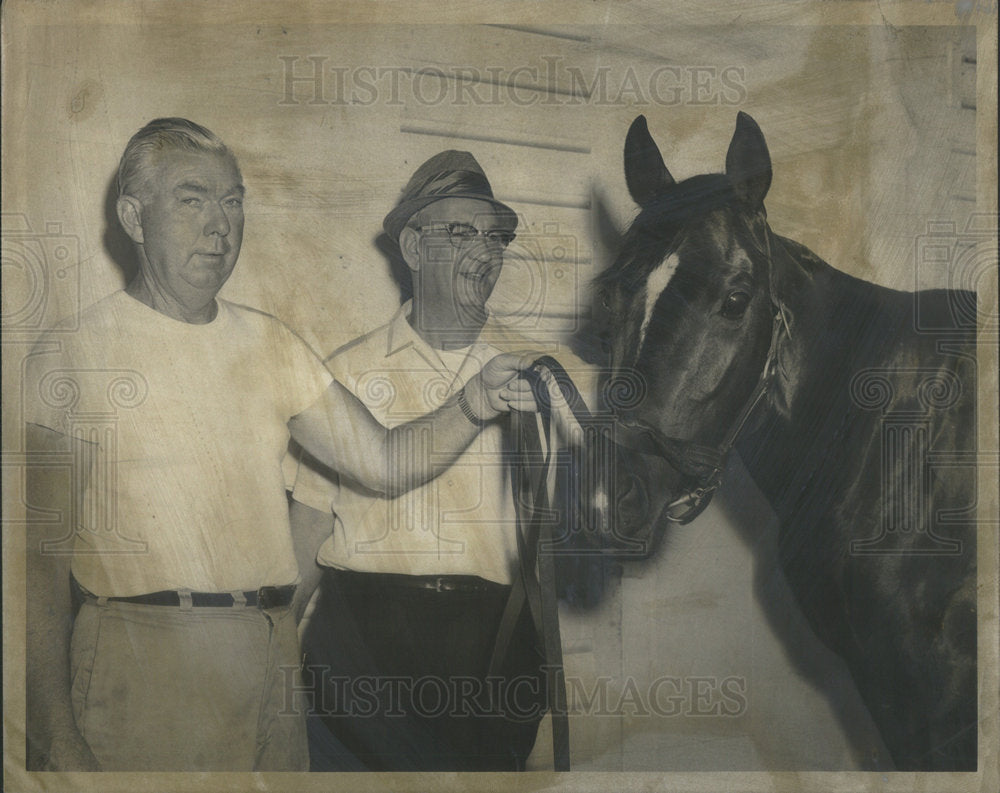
[[117, 118, 238, 200]]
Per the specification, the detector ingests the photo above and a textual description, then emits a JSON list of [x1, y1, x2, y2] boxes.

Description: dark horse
[[592, 113, 977, 771]]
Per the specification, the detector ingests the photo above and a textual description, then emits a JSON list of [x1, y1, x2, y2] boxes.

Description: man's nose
[[204, 201, 231, 236]]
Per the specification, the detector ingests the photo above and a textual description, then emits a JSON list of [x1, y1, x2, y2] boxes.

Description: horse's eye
[[721, 290, 751, 319]]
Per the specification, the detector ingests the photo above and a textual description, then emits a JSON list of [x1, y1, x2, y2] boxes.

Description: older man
[[289, 150, 592, 771], [24, 120, 535, 772]]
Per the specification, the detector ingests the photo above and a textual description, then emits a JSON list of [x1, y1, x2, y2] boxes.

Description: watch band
[[457, 385, 489, 427]]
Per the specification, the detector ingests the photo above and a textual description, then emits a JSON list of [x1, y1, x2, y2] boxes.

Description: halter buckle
[[663, 470, 722, 524]]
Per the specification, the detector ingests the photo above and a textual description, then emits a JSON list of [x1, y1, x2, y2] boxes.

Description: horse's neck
[[740, 235, 903, 500], [770, 233, 909, 403]]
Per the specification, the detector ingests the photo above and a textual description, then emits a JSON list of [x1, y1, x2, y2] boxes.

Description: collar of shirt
[[383, 300, 501, 392]]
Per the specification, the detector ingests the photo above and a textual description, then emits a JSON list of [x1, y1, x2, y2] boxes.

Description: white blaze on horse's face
[[638, 252, 681, 353]]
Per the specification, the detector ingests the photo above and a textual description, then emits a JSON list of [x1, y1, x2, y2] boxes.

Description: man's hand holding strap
[[464, 351, 541, 423]]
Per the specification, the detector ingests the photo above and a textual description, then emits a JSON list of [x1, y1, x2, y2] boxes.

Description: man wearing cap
[[24, 122, 539, 772], [289, 150, 583, 771]]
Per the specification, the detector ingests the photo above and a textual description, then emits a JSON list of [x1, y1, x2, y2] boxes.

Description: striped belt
[[72, 576, 296, 609]]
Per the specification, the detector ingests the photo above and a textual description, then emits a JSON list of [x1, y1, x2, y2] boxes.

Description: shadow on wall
[[567, 183, 622, 368], [102, 170, 136, 287], [374, 231, 411, 306], [714, 462, 890, 770]]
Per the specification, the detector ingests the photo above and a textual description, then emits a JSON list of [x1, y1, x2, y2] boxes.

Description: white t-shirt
[[25, 291, 332, 596]]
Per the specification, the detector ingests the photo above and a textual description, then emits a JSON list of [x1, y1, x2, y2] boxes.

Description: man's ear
[[116, 195, 145, 245], [398, 227, 421, 272]]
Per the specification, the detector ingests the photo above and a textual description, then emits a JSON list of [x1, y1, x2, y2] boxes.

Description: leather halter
[[613, 309, 785, 523], [611, 223, 788, 524]]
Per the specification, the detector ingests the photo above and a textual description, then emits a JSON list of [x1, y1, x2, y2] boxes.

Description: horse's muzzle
[[523, 357, 690, 558]]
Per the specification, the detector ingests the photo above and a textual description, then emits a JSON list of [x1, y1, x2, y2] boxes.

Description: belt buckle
[[257, 585, 279, 610], [433, 577, 445, 593]]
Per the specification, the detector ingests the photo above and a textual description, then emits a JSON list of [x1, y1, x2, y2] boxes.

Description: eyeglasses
[[414, 222, 516, 250]]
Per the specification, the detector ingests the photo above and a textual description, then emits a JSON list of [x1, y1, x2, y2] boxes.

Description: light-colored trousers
[[69, 598, 308, 771]]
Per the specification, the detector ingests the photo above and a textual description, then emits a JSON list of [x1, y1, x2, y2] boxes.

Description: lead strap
[[489, 364, 571, 771]]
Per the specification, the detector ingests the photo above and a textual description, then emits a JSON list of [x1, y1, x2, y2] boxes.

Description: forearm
[[25, 423, 99, 769], [376, 382, 496, 496], [288, 378, 499, 497], [288, 498, 333, 622], [26, 548, 78, 752], [25, 425, 84, 762]]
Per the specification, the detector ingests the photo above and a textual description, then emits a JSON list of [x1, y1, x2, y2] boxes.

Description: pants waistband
[[71, 575, 296, 609], [326, 568, 506, 595]]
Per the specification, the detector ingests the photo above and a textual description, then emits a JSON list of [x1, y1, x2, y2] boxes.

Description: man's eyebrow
[[173, 182, 245, 196]]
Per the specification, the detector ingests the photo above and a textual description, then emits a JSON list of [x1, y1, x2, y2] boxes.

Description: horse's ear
[[624, 115, 675, 207], [725, 112, 772, 208]]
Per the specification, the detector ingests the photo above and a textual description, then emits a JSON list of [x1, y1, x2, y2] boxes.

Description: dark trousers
[[302, 568, 546, 771]]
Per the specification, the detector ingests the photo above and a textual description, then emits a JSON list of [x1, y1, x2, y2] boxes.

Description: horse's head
[[597, 113, 784, 526]]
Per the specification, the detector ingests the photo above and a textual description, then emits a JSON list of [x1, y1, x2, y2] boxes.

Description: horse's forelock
[[597, 174, 737, 295]]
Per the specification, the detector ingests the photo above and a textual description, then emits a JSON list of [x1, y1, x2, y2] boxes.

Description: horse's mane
[[595, 174, 736, 293]]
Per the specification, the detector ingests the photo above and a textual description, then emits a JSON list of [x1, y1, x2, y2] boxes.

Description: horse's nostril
[[618, 470, 649, 516]]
